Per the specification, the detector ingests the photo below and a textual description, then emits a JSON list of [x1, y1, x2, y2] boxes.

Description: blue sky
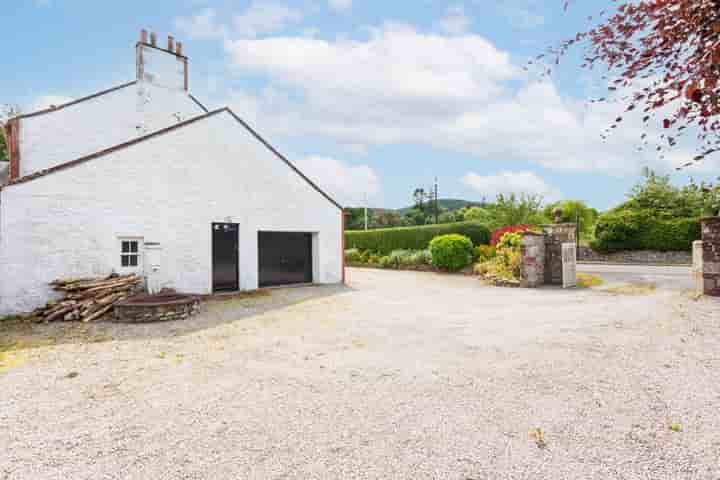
[[3, 1, 718, 209]]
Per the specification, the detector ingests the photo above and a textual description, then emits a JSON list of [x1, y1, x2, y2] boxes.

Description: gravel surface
[[2, 267, 720, 479]]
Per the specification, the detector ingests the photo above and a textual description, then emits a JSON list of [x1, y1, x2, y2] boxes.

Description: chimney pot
[[150, 32, 157, 47], [140, 29, 148, 43], [176, 42, 183, 56], [167, 35, 174, 52]]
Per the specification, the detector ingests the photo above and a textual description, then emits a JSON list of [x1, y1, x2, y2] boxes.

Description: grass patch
[[577, 273, 604, 289], [604, 282, 657, 295]]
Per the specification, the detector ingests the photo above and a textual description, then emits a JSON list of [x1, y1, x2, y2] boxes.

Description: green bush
[[409, 249, 432, 266], [591, 210, 700, 253], [344, 248, 362, 263], [496, 232, 522, 250], [345, 221, 490, 255], [429, 234, 473, 271], [379, 255, 394, 269]]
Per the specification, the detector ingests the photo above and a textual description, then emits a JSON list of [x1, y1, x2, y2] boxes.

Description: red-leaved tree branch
[[550, 0, 720, 168]]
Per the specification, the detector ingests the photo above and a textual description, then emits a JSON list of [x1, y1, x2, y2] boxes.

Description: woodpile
[[33, 274, 142, 323]]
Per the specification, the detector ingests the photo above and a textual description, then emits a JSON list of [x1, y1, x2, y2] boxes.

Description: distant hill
[[397, 199, 483, 215]]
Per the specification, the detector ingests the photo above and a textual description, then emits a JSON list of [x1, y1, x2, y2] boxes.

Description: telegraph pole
[[434, 177, 439, 224], [364, 192, 368, 231]]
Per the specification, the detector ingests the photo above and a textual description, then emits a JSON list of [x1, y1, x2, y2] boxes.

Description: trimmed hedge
[[591, 210, 701, 253], [345, 221, 491, 255]]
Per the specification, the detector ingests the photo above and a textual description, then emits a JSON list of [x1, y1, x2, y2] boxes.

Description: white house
[[0, 32, 344, 315]]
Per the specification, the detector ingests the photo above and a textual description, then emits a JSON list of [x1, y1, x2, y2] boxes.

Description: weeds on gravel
[[530, 428, 547, 449], [577, 273, 604, 289], [605, 282, 657, 295]]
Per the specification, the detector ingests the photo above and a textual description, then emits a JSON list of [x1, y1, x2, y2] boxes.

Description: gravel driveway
[[2, 267, 720, 479]]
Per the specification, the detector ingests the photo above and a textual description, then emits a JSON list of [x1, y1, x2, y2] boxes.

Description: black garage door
[[258, 232, 313, 287]]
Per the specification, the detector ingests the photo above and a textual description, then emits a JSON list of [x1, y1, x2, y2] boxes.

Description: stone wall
[[698, 217, 720, 296], [114, 297, 200, 323], [578, 246, 692, 265], [520, 233, 545, 288], [543, 223, 576, 286]]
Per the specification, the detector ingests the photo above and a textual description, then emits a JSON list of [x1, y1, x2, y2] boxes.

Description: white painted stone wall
[[18, 82, 205, 177], [0, 111, 343, 315]]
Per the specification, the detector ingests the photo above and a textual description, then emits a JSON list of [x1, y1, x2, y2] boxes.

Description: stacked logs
[[33, 274, 142, 323]]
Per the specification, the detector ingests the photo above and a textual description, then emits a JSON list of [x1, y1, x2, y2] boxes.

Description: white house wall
[[18, 82, 205, 177], [0, 111, 342, 315]]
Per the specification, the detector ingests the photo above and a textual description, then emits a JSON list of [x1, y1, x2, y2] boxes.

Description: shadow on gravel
[[0, 283, 353, 352]]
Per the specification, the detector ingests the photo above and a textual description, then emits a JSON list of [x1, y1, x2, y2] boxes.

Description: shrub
[[496, 232, 523, 250], [368, 253, 381, 265], [345, 221, 491, 255], [344, 248, 362, 263], [591, 210, 700, 253], [409, 249, 433, 266], [490, 225, 531, 246], [389, 249, 412, 268], [429, 234, 473, 271], [378, 255, 394, 269], [473, 245, 496, 262], [475, 232, 523, 280]]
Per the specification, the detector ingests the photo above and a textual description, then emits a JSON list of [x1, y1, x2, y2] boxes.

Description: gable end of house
[[1, 107, 342, 211]]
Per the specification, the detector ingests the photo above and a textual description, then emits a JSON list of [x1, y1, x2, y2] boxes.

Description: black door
[[258, 232, 313, 287], [212, 223, 239, 292]]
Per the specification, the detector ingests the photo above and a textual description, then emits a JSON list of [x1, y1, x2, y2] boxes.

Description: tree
[[486, 193, 548, 229], [0, 130, 6, 163], [462, 206, 493, 224], [615, 167, 717, 217], [543, 200, 599, 238], [413, 188, 427, 212], [552, 0, 720, 166], [0, 104, 21, 164]]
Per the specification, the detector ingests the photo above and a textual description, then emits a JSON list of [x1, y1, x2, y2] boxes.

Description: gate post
[[698, 217, 720, 296], [542, 223, 577, 286], [520, 232, 545, 288]]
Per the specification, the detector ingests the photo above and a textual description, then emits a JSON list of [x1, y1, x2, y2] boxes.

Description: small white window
[[119, 238, 143, 269]]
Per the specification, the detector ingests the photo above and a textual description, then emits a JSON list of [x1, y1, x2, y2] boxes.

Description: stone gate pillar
[[543, 223, 577, 286], [698, 217, 720, 296], [520, 232, 546, 288]]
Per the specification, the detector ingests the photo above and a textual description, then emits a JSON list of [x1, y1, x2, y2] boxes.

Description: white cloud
[[30, 95, 74, 111], [328, 0, 352, 11], [439, 5, 471, 35], [175, 8, 226, 39], [462, 171, 562, 202], [220, 22, 698, 176], [294, 156, 379, 206], [233, 1, 303, 38], [176, 2, 302, 40], [503, 7, 545, 29]]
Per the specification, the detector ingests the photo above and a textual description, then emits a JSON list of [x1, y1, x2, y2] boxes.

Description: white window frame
[[118, 237, 144, 272]]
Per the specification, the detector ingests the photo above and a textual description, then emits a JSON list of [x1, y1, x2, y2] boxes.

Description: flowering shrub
[[490, 225, 531, 246], [473, 245, 496, 262], [475, 231, 523, 281]]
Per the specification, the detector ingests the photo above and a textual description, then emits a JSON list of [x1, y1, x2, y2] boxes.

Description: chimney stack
[[150, 32, 157, 47], [167, 35, 174, 52], [176, 41, 183, 56], [140, 29, 148, 44]]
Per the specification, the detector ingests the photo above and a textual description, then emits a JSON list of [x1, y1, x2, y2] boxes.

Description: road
[[578, 263, 694, 291]]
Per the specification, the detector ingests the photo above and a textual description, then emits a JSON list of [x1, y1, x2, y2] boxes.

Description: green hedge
[[345, 221, 491, 255], [591, 210, 700, 253]]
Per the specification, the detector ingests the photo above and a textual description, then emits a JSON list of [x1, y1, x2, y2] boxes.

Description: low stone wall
[[577, 246, 691, 265], [114, 295, 200, 323]]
